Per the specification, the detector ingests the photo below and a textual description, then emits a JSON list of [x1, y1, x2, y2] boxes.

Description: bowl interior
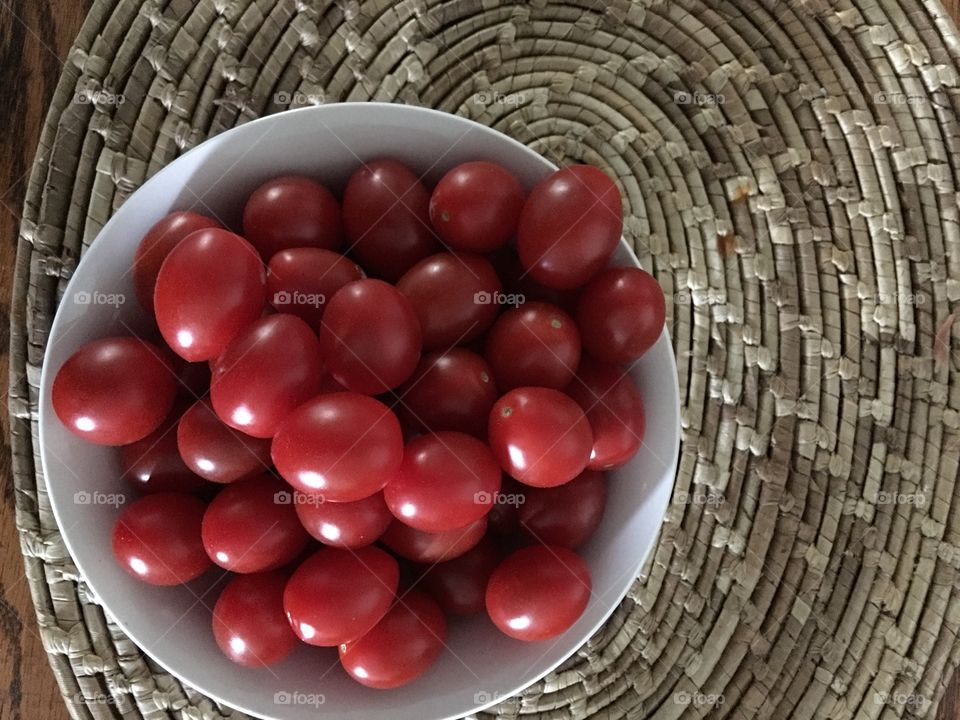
[[38, 104, 679, 720]]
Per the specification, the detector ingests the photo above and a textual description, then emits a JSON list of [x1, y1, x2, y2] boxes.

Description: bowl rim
[[38, 101, 681, 720]]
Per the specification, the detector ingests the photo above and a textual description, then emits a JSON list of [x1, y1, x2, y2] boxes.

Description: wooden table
[[2, 2, 960, 719]]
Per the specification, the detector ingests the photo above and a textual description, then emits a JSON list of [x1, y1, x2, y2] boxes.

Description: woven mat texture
[[10, 0, 960, 718]]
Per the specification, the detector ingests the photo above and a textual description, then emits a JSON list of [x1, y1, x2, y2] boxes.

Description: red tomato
[[210, 314, 323, 438], [518, 470, 606, 548], [319, 279, 421, 394], [420, 537, 501, 616], [339, 592, 446, 689], [177, 398, 272, 484], [484, 301, 581, 391], [487, 476, 524, 536], [120, 423, 208, 494], [396, 349, 497, 437], [201, 475, 310, 573], [53, 337, 177, 445], [396, 252, 502, 350], [384, 432, 500, 533], [566, 358, 645, 469], [488, 387, 593, 487], [266, 248, 364, 328], [486, 545, 591, 641], [242, 175, 343, 260], [342, 159, 440, 281], [154, 228, 266, 361], [381, 516, 486, 563], [272, 393, 403, 502], [429, 161, 524, 253], [488, 246, 580, 313], [294, 491, 392, 548], [112, 493, 211, 585], [575, 267, 665, 364], [283, 546, 399, 646], [212, 571, 297, 667], [133, 211, 222, 313], [517, 165, 622, 289]]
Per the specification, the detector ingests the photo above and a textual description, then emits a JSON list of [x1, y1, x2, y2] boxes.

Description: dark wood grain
[[1, 2, 960, 720]]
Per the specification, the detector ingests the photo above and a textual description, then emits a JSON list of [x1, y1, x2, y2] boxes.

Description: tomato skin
[[266, 248, 364, 328], [429, 161, 524, 253], [420, 537, 501, 616], [154, 228, 266, 362], [518, 470, 606, 548], [242, 175, 343, 260], [575, 267, 665, 364], [272, 393, 403, 502], [395, 349, 497, 438], [112, 493, 211, 585], [294, 491, 392, 548], [319, 279, 422, 394], [53, 337, 177, 446], [381, 516, 487, 563], [339, 592, 446, 689], [486, 544, 591, 641], [566, 358, 645, 469], [121, 423, 208, 494], [383, 432, 501, 533], [396, 252, 502, 350], [488, 387, 593, 488], [212, 571, 298, 667], [517, 165, 622, 289], [484, 301, 581, 391], [210, 314, 323, 438], [133, 211, 222, 313], [201, 475, 310, 573], [177, 398, 272, 484], [283, 546, 399, 646], [342, 159, 440, 281]]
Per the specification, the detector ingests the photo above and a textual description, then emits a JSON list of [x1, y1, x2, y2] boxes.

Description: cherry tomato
[[154, 228, 266, 361], [112, 493, 211, 585], [575, 267, 665, 364], [272, 393, 403, 502], [339, 592, 446, 689], [177, 398, 272, 484], [420, 537, 501, 616], [396, 252, 502, 350], [342, 159, 440, 281], [201, 475, 310, 573], [242, 175, 343, 260], [120, 423, 208, 494], [517, 165, 622, 289], [319, 280, 421, 394], [395, 349, 497, 437], [518, 470, 606, 548], [487, 476, 523, 536], [53, 337, 177, 445], [488, 387, 593, 487], [384, 432, 500, 533], [212, 571, 297, 667], [294, 491, 392, 548], [488, 246, 580, 313], [566, 358, 645, 469], [486, 544, 591, 641], [381, 516, 487, 563], [484, 301, 581, 391], [210, 314, 323, 438], [284, 546, 399, 646], [266, 248, 364, 328], [429, 161, 524, 253], [133, 211, 222, 313]]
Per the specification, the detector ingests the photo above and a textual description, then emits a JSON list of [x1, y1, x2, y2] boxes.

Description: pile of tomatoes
[[52, 158, 666, 689]]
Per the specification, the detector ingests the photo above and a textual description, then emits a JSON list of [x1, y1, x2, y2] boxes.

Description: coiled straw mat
[[9, 0, 960, 718]]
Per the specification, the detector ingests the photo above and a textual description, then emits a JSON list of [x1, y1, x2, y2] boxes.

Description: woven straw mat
[[10, 0, 960, 718]]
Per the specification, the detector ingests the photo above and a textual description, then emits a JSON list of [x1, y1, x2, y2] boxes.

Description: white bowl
[[38, 103, 680, 720]]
